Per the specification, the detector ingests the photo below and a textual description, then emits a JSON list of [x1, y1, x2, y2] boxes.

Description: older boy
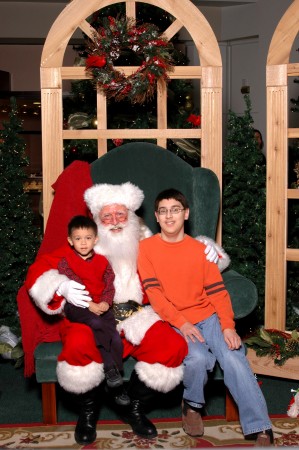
[[137, 188, 273, 447]]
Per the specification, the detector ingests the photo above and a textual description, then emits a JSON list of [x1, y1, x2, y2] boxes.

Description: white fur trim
[[135, 361, 184, 393], [57, 360, 105, 394], [84, 182, 144, 215], [117, 306, 160, 345], [29, 269, 68, 315], [113, 272, 143, 305], [139, 218, 153, 240], [287, 403, 299, 418], [197, 235, 231, 272], [288, 393, 299, 418]]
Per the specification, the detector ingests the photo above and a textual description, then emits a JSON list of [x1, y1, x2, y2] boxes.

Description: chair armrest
[[222, 270, 258, 320]]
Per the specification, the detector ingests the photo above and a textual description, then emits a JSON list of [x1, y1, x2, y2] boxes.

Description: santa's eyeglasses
[[100, 211, 128, 223]]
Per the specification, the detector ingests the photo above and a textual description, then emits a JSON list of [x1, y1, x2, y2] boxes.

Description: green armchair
[[33, 142, 257, 424]]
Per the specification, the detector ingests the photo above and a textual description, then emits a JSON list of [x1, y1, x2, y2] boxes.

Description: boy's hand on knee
[[89, 301, 102, 315], [180, 322, 205, 343], [223, 329, 242, 350], [98, 301, 109, 312]]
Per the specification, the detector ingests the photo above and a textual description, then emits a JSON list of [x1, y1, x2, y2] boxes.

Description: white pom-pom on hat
[[84, 182, 144, 216]]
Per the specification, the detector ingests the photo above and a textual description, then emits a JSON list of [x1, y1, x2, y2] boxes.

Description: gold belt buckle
[[113, 301, 143, 324]]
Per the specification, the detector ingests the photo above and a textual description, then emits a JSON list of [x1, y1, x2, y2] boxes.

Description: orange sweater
[[138, 234, 235, 331]]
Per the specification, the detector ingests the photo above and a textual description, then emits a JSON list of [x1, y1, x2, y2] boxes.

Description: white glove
[[196, 235, 231, 272], [57, 280, 91, 308], [202, 239, 219, 264]]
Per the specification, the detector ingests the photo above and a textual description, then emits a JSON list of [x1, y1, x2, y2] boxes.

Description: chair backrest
[[91, 142, 220, 239]]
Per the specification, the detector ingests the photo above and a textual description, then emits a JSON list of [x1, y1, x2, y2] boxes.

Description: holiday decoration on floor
[[85, 16, 174, 104], [245, 328, 299, 366], [287, 388, 299, 418]]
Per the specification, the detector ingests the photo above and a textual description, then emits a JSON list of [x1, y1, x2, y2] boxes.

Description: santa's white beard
[[94, 212, 143, 304]]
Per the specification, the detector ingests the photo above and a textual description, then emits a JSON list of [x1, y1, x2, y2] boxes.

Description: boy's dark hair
[[155, 188, 189, 211], [68, 215, 98, 236]]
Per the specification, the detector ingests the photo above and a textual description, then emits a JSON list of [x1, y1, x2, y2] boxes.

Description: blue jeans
[[178, 314, 272, 436]]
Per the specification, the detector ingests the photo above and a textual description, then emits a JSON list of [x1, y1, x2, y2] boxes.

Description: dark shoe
[[105, 366, 123, 388], [182, 400, 204, 437], [254, 429, 274, 447], [110, 385, 131, 406], [74, 393, 98, 445], [123, 399, 157, 439]]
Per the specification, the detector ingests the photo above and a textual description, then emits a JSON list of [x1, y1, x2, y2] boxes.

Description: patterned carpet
[[0, 416, 298, 448]]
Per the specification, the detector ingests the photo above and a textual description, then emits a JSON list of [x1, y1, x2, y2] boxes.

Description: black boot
[[122, 370, 158, 439], [74, 389, 99, 445]]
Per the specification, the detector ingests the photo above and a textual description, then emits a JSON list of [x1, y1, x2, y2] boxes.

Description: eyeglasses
[[100, 211, 128, 223], [157, 207, 185, 215]]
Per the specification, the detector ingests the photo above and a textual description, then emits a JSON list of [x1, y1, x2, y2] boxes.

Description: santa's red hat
[[84, 182, 144, 217]]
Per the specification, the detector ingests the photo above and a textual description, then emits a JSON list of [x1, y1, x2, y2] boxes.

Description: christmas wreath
[[245, 328, 299, 366], [85, 16, 174, 104]]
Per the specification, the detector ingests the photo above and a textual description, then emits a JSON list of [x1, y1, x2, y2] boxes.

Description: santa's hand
[[57, 280, 91, 308], [203, 240, 219, 264], [196, 235, 231, 272]]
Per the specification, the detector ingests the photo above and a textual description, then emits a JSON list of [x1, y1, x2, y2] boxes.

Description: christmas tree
[[222, 95, 266, 329], [0, 98, 40, 333]]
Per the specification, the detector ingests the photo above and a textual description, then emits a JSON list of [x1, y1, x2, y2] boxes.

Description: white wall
[[0, 2, 81, 39], [0, 45, 76, 91], [198, 0, 295, 152]]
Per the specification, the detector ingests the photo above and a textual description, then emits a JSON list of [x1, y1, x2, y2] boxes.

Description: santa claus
[[25, 181, 229, 445]]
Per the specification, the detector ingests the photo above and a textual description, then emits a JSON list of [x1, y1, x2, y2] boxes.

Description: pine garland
[[245, 328, 299, 366]]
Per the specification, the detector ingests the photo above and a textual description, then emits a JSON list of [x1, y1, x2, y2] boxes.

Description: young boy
[[137, 188, 273, 447], [58, 215, 129, 406]]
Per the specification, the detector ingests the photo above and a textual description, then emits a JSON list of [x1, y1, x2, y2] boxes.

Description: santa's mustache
[[108, 223, 126, 231]]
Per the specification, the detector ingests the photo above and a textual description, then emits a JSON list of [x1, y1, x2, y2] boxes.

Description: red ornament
[[186, 114, 201, 127], [86, 55, 106, 69], [147, 73, 156, 84], [108, 16, 116, 26], [112, 139, 123, 147]]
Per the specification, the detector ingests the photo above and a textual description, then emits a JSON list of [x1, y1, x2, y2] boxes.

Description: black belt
[[113, 300, 144, 324]]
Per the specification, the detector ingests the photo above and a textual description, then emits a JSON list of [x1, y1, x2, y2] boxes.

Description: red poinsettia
[[112, 139, 124, 147], [86, 55, 107, 69], [186, 114, 201, 127]]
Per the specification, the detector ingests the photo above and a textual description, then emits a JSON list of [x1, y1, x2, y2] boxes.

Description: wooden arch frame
[[265, 0, 299, 331], [41, 0, 223, 232]]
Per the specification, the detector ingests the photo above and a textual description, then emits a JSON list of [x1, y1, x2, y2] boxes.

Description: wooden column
[[201, 66, 222, 243], [265, 65, 288, 330], [41, 67, 64, 226]]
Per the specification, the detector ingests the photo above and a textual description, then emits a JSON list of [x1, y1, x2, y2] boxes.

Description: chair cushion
[[222, 270, 258, 319], [34, 342, 62, 383]]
